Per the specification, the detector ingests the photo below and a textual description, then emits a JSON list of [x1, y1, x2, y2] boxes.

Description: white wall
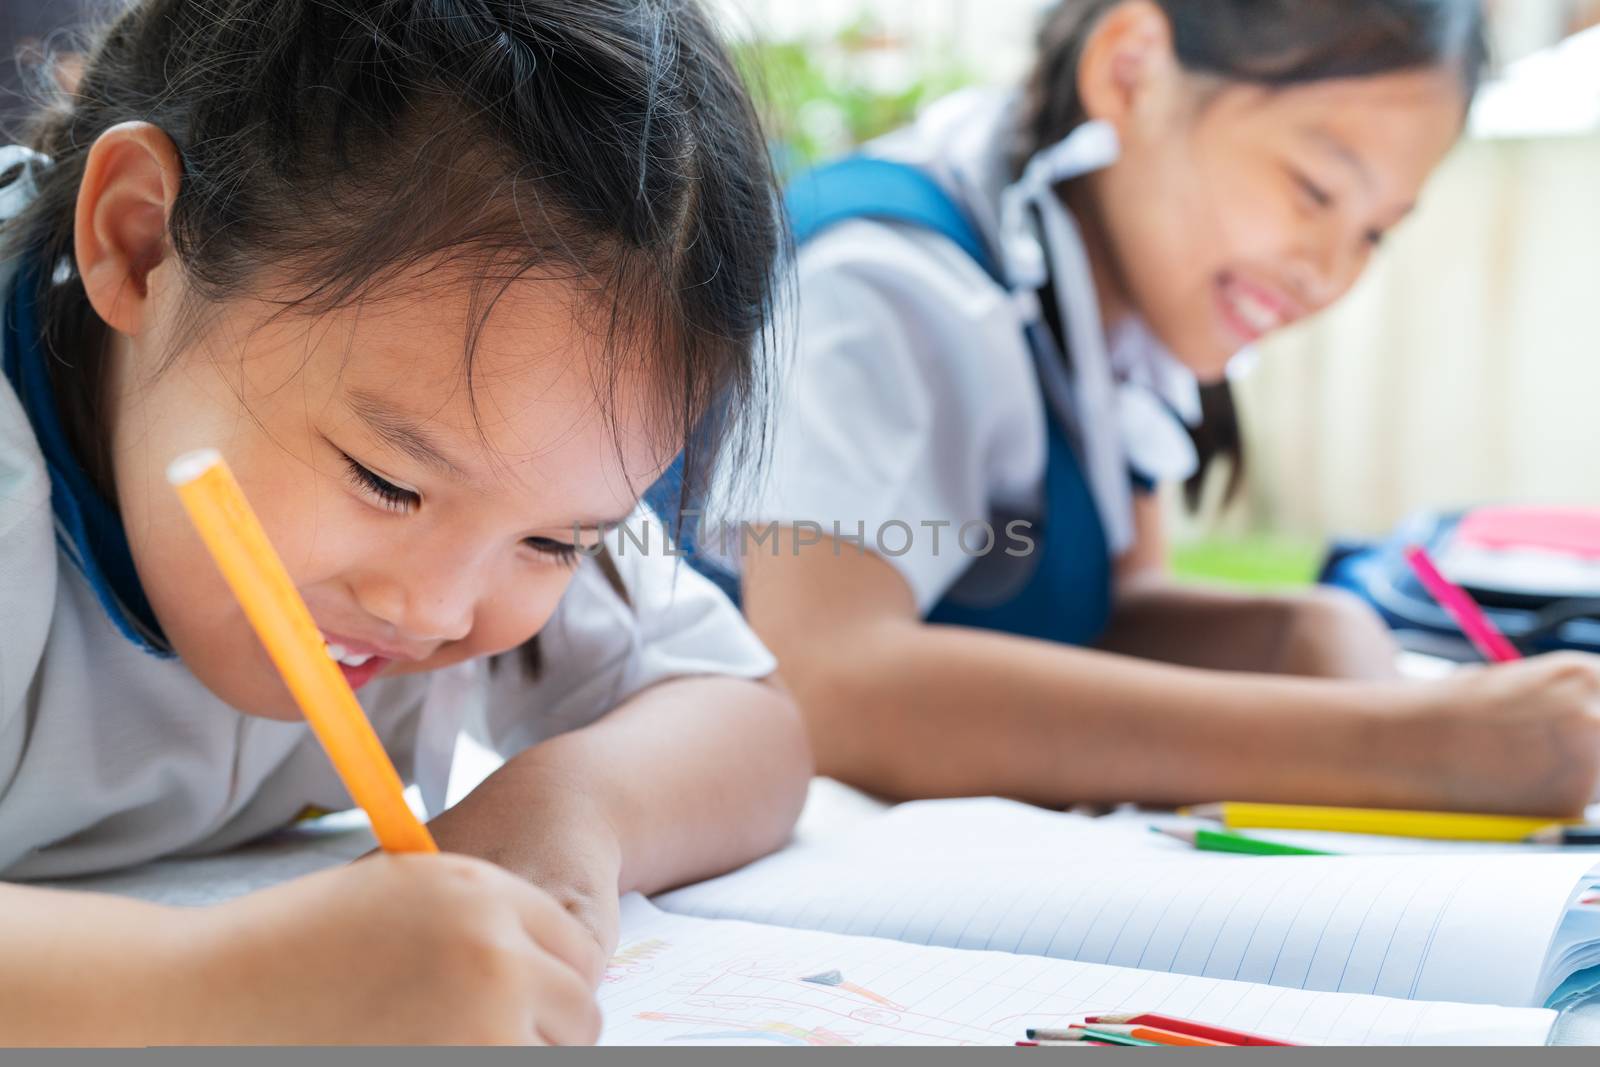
[[1235, 132, 1600, 540]]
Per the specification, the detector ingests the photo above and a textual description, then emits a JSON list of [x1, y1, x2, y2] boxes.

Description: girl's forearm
[[0, 884, 195, 1045], [797, 618, 1428, 809], [1100, 577, 1402, 681], [436, 677, 811, 899], [551, 676, 812, 894]]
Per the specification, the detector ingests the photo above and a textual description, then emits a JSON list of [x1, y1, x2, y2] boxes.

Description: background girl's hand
[[1408, 653, 1600, 815], [185, 853, 606, 1045]]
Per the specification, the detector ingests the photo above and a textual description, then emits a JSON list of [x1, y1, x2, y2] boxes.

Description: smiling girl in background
[[0, 0, 809, 1044], [720, 0, 1600, 813]]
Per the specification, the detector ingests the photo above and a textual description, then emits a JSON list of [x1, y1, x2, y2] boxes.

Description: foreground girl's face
[[1092, 67, 1467, 380], [108, 267, 674, 720]]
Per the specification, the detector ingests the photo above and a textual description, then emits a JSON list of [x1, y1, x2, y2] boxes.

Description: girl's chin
[[1161, 333, 1235, 385]]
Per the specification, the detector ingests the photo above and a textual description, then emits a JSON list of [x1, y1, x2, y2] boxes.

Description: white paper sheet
[[656, 799, 1597, 1007], [602, 896, 1554, 1046]]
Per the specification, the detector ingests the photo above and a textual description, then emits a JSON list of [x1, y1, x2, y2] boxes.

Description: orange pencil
[[1084, 1023, 1228, 1047], [1083, 1013, 1297, 1047], [168, 449, 437, 854]]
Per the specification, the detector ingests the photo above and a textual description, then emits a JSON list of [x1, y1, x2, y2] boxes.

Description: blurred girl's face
[[108, 262, 674, 721], [1078, 35, 1467, 380]]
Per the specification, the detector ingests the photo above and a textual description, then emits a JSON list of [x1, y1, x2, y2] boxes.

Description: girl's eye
[[1364, 228, 1386, 249], [342, 454, 420, 514], [523, 537, 580, 567], [1293, 171, 1334, 210]]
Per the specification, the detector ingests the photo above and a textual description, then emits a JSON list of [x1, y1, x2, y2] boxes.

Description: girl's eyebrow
[[346, 388, 466, 481]]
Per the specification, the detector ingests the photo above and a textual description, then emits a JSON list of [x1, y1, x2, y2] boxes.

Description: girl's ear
[[1076, 0, 1180, 133], [74, 122, 183, 337]]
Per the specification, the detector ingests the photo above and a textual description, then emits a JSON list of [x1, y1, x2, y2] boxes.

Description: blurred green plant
[[1169, 536, 1324, 589], [735, 16, 977, 176]]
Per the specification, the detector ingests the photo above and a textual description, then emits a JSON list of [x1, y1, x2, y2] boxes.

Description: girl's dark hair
[[1016, 0, 1488, 509], [4, 0, 779, 525]]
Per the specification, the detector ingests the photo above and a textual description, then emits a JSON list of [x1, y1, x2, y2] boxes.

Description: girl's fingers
[[528, 959, 605, 1046], [508, 878, 608, 987]]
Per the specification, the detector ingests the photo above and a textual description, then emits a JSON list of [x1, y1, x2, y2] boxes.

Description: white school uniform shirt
[[727, 90, 1199, 614], [0, 154, 774, 881]]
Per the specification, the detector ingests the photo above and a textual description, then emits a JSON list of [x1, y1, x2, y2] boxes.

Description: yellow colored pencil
[[1182, 802, 1573, 843], [168, 449, 437, 854]]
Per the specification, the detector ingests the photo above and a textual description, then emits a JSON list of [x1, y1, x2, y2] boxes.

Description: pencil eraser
[[166, 448, 223, 486]]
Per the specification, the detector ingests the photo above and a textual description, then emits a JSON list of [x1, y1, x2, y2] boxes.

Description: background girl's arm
[[1096, 495, 1402, 679], [743, 530, 1600, 816], [427, 676, 811, 951]]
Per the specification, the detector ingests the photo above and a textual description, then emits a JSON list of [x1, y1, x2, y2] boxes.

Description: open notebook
[[656, 798, 1600, 1012], [47, 831, 1555, 1046], [604, 897, 1553, 1046]]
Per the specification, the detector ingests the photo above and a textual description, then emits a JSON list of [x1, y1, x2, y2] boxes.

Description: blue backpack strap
[[785, 156, 1006, 285], [645, 157, 1004, 602]]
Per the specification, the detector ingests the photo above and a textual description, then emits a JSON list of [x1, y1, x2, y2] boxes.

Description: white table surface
[[41, 644, 1600, 1046]]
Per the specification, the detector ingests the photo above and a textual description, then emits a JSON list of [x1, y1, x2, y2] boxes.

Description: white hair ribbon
[[0, 145, 51, 222]]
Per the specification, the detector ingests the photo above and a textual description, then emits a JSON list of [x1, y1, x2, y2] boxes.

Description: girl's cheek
[[470, 570, 578, 656]]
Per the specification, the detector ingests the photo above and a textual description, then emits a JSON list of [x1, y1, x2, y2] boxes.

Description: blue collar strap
[[2, 261, 171, 656]]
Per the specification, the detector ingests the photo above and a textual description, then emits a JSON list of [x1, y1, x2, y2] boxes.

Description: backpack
[[1321, 506, 1600, 659]]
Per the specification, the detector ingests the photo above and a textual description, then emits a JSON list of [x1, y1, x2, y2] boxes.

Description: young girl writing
[[720, 0, 1600, 813], [0, 0, 809, 1045]]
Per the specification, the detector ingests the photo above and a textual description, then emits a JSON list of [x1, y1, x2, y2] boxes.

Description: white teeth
[[323, 642, 373, 668], [1228, 286, 1283, 334]]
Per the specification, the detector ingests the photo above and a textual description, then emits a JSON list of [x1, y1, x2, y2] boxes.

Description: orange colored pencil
[[1088, 1023, 1228, 1047], [1084, 1013, 1297, 1047], [168, 449, 436, 854]]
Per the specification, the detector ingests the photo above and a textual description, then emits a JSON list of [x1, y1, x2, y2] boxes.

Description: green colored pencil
[[1074, 1028, 1163, 1047], [1152, 824, 1335, 857]]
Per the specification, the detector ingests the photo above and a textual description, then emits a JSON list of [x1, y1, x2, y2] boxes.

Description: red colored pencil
[[1084, 1013, 1298, 1047], [1403, 544, 1522, 663]]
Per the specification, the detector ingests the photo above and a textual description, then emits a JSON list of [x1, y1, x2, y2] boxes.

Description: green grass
[[1169, 537, 1324, 589]]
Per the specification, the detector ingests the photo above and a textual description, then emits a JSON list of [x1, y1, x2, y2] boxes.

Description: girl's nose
[[352, 568, 476, 647], [1290, 229, 1363, 313]]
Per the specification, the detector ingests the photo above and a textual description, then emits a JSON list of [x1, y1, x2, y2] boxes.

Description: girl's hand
[[427, 754, 627, 958], [1404, 653, 1600, 815], [185, 853, 606, 1045]]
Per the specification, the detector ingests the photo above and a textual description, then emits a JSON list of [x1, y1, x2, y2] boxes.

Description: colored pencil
[[1061, 1028, 1160, 1047], [1016, 1040, 1107, 1048], [168, 449, 437, 854], [1403, 544, 1521, 663], [1026, 1026, 1189, 1047], [1152, 825, 1334, 857], [1181, 802, 1576, 843], [1524, 825, 1600, 847], [1084, 1013, 1298, 1047], [1080, 1024, 1228, 1047]]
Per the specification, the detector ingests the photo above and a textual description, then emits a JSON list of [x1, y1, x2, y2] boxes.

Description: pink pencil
[[1403, 545, 1521, 663]]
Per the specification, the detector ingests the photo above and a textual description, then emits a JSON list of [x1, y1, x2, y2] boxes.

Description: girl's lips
[[318, 630, 410, 691], [334, 654, 390, 691], [1214, 273, 1299, 346], [319, 630, 413, 663]]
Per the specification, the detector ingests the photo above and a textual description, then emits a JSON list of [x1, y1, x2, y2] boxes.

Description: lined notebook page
[[656, 799, 1596, 1007], [603, 896, 1554, 1046]]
